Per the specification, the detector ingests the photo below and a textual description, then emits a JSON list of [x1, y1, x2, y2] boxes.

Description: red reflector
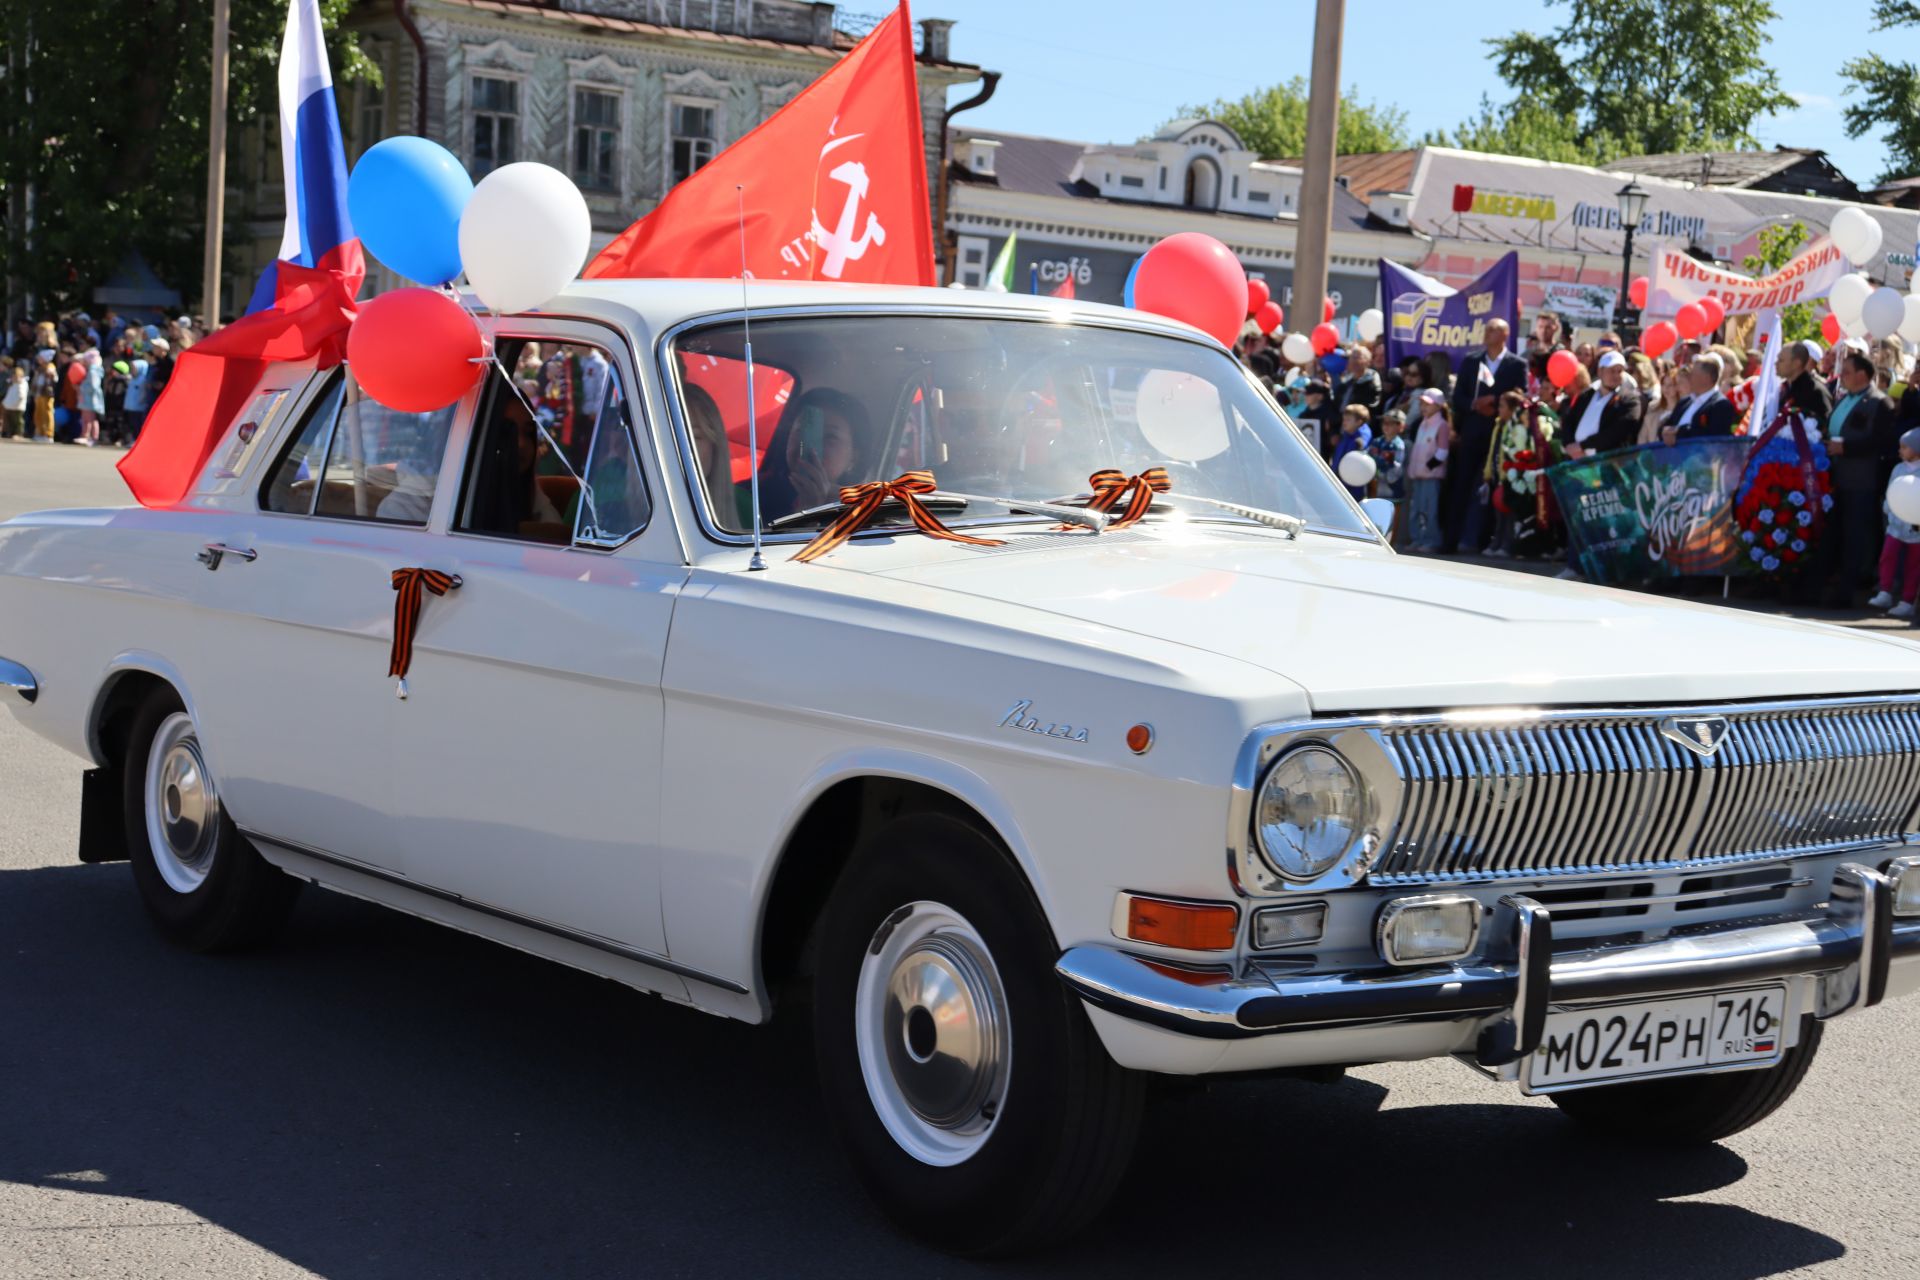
[[1125, 895, 1237, 951]]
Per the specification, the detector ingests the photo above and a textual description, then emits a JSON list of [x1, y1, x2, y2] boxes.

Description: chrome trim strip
[[1059, 864, 1918, 1042], [1231, 695, 1920, 895], [0, 656, 36, 704], [245, 828, 748, 994]]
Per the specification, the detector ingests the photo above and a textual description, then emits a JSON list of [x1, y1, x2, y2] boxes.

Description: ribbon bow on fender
[[792, 472, 1006, 563], [1067, 467, 1171, 530], [388, 568, 462, 698]]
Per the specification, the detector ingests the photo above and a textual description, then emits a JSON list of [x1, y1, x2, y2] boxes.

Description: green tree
[[1743, 220, 1820, 343], [0, 0, 375, 319], [1174, 77, 1410, 159], [1425, 97, 1601, 166], [1453, 0, 1793, 164], [1839, 2, 1920, 184]]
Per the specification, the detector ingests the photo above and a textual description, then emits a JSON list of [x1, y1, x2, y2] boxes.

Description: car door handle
[[197, 543, 258, 570]]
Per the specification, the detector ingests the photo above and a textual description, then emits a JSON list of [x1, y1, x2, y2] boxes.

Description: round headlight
[[1254, 745, 1367, 882]]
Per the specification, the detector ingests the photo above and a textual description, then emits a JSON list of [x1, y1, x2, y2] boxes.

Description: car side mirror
[[1360, 497, 1394, 537]]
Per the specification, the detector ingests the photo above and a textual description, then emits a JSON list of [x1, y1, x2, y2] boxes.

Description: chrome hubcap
[[855, 901, 1010, 1166], [144, 712, 220, 894]]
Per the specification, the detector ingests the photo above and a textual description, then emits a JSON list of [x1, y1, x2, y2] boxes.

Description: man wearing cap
[[1661, 353, 1737, 445], [146, 337, 175, 403], [1563, 351, 1643, 460], [1443, 317, 1526, 553], [1819, 349, 1901, 607]]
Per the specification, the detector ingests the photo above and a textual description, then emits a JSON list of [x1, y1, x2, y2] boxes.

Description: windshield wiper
[[767, 491, 1109, 533], [1045, 490, 1305, 539]]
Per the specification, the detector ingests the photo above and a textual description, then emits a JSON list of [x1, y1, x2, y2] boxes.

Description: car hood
[[853, 528, 1920, 711]]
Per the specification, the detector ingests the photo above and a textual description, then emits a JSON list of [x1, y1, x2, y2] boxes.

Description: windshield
[[669, 313, 1369, 538]]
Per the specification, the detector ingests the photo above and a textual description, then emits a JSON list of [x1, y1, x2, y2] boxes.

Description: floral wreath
[[1733, 408, 1832, 574]]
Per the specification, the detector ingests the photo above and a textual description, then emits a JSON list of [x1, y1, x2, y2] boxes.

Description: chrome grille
[[1370, 701, 1920, 883]]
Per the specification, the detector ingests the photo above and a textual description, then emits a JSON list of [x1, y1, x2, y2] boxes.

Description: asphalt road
[[3, 442, 1918, 1279]]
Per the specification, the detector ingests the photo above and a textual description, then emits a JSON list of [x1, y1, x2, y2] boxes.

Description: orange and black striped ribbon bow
[[792, 471, 1006, 563], [388, 567, 460, 694], [1069, 467, 1171, 530]]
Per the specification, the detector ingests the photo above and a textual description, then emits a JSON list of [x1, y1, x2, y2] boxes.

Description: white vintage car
[[5, 282, 1920, 1254]]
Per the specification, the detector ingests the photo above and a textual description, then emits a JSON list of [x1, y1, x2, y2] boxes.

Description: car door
[[190, 366, 470, 872], [385, 326, 683, 958]]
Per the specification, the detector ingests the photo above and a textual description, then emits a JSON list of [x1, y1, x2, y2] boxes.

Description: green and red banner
[[1547, 438, 1756, 583]]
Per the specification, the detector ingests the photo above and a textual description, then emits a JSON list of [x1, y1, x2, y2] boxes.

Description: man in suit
[[1563, 351, 1643, 459], [1660, 353, 1738, 444], [1442, 317, 1526, 553], [1778, 339, 1835, 433], [1820, 349, 1901, 606]]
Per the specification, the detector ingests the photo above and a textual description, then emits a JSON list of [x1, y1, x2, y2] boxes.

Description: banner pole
[[201, 0, 231, 330]]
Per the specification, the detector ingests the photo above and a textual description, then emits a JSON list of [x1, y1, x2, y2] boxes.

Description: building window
[[670, 101, 716, 186], [1159, 166, 1167, 190], [356, 64, 386, 160], [471, 75, 519, 176], [1250, 189, 1270, 203], [1120, 174, 1144, 189], [955, 235, 989, 288], [1231, 174, 1240, 199], [573, 88, 621, 191]]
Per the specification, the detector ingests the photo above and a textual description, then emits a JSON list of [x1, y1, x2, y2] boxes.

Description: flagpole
[[201, 0, 231, 331]]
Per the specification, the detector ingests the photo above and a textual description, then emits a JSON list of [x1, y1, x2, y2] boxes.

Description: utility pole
[[201, 0, 231, 330], [1293, 0, 1344, 340]]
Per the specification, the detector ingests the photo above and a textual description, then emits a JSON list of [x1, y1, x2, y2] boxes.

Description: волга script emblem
[[999, 700, 1089, 745]]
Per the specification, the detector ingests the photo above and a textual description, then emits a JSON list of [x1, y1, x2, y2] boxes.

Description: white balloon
[[1829, 272, 1873, 325], [1356, 307, 1385, 342], [1830, 206, 1884, 264], [1890, 474, 1920, 526], [1842, 313, 1871, 340], [1901, 295, 1920, 343], [1863, 286, 1907, 338], [1337, 449, 1378, 488], [459, 162, 592, 314], [1280, 332, 1315, 365]]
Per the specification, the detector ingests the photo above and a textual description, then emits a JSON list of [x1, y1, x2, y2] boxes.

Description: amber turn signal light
[[1126, 723, 1155, 754], [1123, 893, 1238, 951]]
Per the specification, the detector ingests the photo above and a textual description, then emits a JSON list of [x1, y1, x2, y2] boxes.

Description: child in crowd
[[1332, 403, 1373, 499], [102, 360, 130, 445], [2, 361, 25, 438], [1483, 389, 1534, 559], [1371, 408, 1409, 544], [76, 350, 104, 447], [30, 351, 57, 441], [1871, 427, 1920, 619], [122, 358, 151, 441], [1295, 379, 1331, 454], [1406, 388, 1449, 551]]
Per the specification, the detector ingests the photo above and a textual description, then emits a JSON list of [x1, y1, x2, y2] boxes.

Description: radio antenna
[[737, 184, 767, 571]]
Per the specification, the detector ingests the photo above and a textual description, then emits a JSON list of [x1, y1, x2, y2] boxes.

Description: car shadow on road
[[1, 864, 1844, 1280]]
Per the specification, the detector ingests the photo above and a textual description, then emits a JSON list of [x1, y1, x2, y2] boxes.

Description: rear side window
[[259, 370, 460, 523]]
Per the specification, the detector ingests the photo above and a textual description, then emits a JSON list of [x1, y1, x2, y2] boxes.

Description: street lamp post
[[1613, 178, 1648, 338]]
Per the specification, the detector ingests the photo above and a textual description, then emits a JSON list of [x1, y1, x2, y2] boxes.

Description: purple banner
[[1382, 252, 1521, 369]]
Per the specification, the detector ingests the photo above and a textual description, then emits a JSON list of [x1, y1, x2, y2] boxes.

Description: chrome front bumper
[[1057, 863, 1918, 1067], [0, 655, 35, 703]]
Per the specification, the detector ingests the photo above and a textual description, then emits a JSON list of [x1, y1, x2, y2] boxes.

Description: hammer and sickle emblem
[[811, 158, 887, 279]]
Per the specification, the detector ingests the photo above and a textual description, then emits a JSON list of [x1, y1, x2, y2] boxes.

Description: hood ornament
[[1660, 714, 1730, 758]]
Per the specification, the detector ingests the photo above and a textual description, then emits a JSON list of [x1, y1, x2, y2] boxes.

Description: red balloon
[[1323, 298, 1337, 323], [1629, 276, 1649, 309], [1546, 349, 1581, 389], [1131, 232, 1248, 347], [1254, 300, 1284, 335], [1247, 278, 1271, 317], [1642, 320, 1679, 358], [1698, 296, 1726, 331], [346, 288, 484, 413], [1821, 311, 1842, 344], [1675, 302, 1711, 340], [65, 362, 85, 385], [1310, 322, 1341, 357]]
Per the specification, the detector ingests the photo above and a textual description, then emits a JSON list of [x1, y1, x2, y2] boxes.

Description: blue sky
[[927, 0, 1890, 185]]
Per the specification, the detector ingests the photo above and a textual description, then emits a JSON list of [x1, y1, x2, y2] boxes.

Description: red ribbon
[[792, 471, 1006, 563], [389, 568, 460, 683]]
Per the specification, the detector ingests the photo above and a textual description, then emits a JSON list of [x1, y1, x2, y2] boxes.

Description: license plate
[[1523, 985, 1787, 1094]]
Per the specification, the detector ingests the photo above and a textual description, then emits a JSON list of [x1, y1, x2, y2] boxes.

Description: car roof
[[523, 278, 1219, 345]]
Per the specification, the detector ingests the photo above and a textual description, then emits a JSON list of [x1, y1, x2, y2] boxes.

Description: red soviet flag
[[584, 3, 933, 285]]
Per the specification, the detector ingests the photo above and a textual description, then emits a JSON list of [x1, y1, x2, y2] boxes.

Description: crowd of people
[[1238, 311, 1920, 610], [1, 312, 198, 449]]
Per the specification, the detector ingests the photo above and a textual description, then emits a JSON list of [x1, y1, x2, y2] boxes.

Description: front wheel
[[1550, 1017, 1823, 1143], [812, 813, 1143, 1256], [122, 691, 301, 951]]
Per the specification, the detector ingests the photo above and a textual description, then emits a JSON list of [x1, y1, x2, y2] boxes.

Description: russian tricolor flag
[[245, 0, 363, 313]]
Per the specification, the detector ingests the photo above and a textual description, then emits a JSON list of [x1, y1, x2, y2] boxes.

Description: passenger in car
[[754, 388, 874, 521], [685, 383, 754, 531]]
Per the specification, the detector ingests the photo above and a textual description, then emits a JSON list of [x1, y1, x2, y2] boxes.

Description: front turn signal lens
[[1888, 855, 1920, 917], [1121, 893, 1238, 951]]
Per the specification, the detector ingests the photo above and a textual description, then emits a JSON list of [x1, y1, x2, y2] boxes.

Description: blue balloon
[[1320, 350, 1349, 376], [348, 137, 473, 286], [1122, 256, 1141, 309]]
